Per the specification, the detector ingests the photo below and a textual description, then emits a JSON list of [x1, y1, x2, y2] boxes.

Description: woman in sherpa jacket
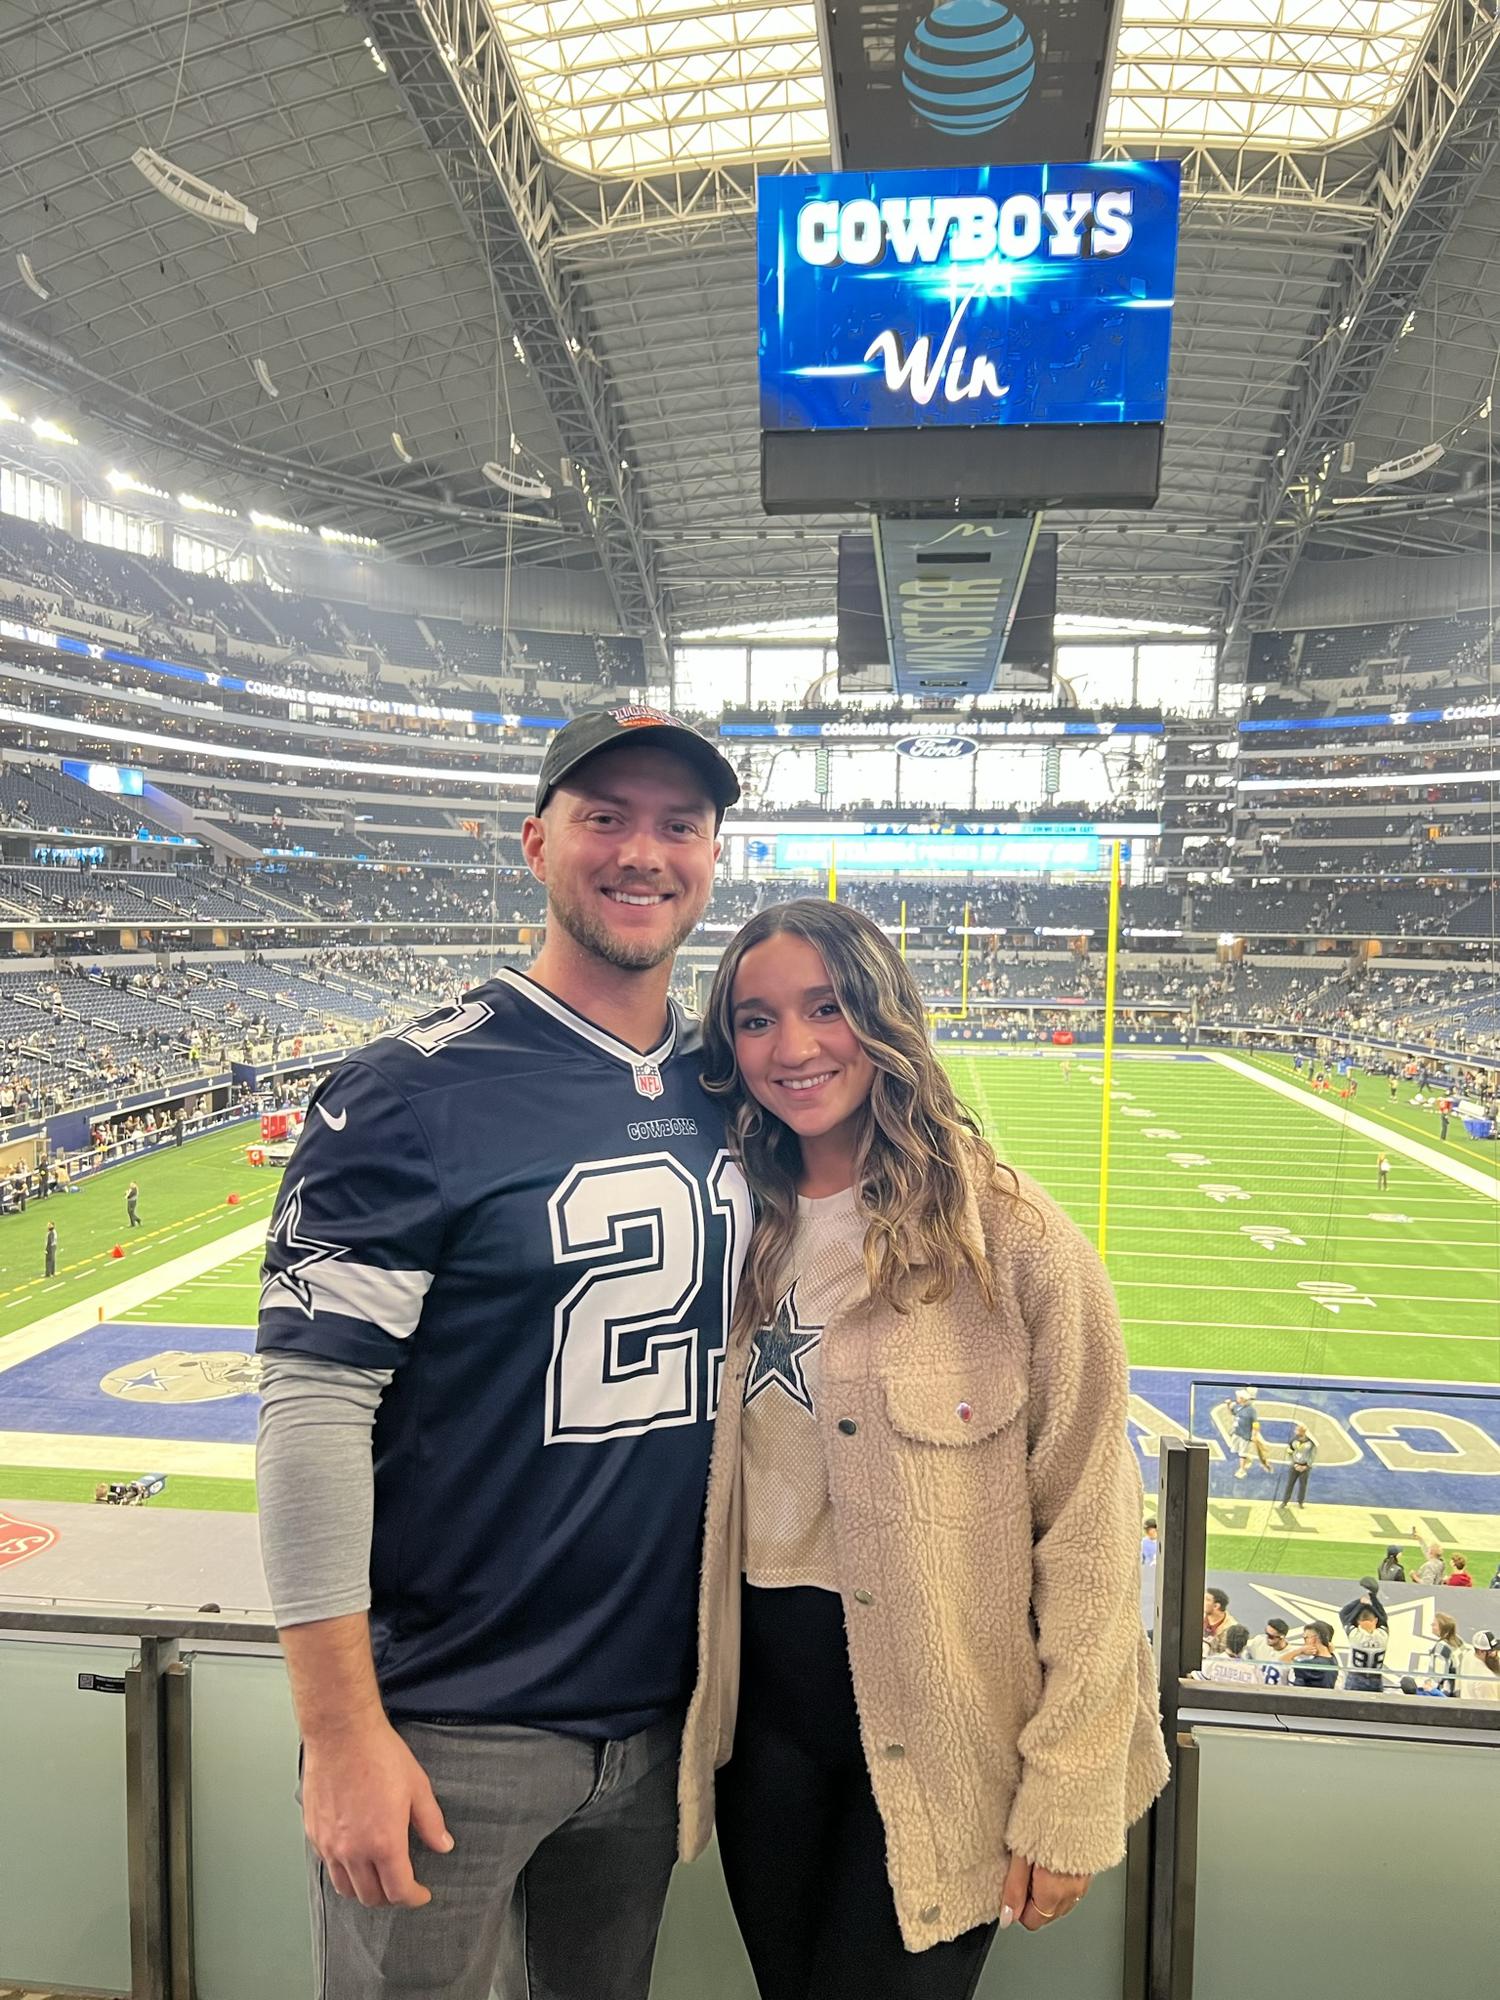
[[680, 898, 1169, 2000]]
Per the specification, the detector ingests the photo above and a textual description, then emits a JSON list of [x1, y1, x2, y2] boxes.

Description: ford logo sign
[[896, 736, 979, 759]]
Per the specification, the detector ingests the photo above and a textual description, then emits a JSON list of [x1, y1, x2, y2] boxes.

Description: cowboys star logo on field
[[101, 1351, 265, 1404], [0, 1510, 59, 1570]]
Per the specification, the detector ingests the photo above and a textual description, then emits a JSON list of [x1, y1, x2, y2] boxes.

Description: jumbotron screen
[[758, 159, 1181, 433]]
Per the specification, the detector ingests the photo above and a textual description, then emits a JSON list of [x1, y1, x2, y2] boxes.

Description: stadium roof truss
[[1, 0, 1499, 649]]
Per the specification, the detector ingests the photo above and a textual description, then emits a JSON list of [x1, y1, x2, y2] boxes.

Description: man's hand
[[1001, 1853, 1091, 1933], [302, 1718, 453, 1909]]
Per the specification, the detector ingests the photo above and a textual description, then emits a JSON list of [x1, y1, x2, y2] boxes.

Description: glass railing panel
[[187, 1648, 313, 1999], [0, 1638, 134, 1995], [1193, 1723, 1500, 1998]]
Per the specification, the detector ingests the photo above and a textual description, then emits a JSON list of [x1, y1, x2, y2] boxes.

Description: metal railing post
[[125, 1635, 178, 2000], [165, 1659, 197, 2000], [1146, 1437, 1210, 2000]]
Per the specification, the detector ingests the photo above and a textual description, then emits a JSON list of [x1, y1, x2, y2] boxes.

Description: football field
[[946, 1047, 1500, 1581], [0, 1054, 1496, 1583]]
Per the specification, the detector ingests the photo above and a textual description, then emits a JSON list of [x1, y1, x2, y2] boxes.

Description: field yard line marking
[[0, 1429, 255, 1477], [1126, 1316, 1496, 1344], [1134, 1362, 1500, 1393], [1205, 1052, 1500, 1199], [1102, 1227, 1500, 1245], [89, 1320, 258, 1336], [1133, 1494, 1500, 1545], [1106, 1247, 1499, 1269], [0, 1220, 271, 1376], [1022, 1166, 1494, 1196], [1003, 1189, 1495, 1214], [1114, 1280, 1500, 1303]]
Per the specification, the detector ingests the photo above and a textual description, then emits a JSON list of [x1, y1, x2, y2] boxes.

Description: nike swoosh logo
[[317, 1105, 348, 1132]]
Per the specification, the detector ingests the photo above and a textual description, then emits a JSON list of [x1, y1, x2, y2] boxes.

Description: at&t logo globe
[[901, 0, 1036, 138]]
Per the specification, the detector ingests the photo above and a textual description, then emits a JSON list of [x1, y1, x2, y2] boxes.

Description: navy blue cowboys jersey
[[257, 969, 749, 1736]]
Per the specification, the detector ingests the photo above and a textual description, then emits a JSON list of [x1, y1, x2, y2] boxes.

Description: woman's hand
[[1001, 1853, 1091, 1932]]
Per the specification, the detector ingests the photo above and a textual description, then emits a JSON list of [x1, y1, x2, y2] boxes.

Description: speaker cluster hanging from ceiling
[[131, 147, 258, 233]]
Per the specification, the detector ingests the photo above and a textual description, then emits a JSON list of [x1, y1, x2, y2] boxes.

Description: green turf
[[0, 1464, 256, 1512], [0, 1128, 280, 1343], [939, 1048, 1500, 1385], [1238, 1049, 1500, 1173], [937, 1048, 1500, 1580]]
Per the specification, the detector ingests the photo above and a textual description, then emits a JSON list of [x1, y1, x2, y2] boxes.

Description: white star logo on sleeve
[[259, 1180, 351, 1318]]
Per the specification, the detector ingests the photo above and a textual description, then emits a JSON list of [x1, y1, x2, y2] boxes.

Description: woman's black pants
[[715, 1581, 998, 2000]]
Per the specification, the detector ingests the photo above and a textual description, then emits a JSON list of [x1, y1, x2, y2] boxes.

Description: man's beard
[[548, 880, 702, 972]]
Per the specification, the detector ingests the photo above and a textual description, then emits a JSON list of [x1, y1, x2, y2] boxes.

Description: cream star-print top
[[741, 1185, 868, 1593]]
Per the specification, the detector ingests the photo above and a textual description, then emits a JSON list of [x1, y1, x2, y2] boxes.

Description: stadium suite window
[[171, 532, 253, 584], [749, 647, 829, 710], [674, 646, 748, 713], [0, 465, 64, 529], [82, 500, 161, 559], [1057, 640, 1217, 715]]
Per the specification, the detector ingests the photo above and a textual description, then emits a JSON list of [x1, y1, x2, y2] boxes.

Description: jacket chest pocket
[[881, 1367, 1023, 1529]]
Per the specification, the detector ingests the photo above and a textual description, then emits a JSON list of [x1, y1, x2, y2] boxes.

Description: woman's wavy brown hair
[[702, 898, 1020, 1336]]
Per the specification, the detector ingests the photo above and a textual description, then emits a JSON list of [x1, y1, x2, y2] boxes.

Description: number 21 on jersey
[[545, 1150, 751, 1445]]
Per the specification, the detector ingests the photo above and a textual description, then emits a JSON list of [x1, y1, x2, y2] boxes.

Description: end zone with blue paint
[[0, 1323, 260, 1446], [2, 1329, 1495, 1534], [1131, 1368, 1500, 1518]]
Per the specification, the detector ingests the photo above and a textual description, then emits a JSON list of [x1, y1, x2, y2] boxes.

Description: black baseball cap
[[533, 704, 740, 819]]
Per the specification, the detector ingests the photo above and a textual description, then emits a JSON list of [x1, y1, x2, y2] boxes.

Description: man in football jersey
[[1245, 1616, 1293, 1684], [256, 708, 745, 1999], [1341, 1605, 1389, 1694]]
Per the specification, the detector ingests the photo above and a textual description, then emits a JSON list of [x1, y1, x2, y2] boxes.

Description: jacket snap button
[[883, 1741, 905, 1758], [852, 1588, 874, 1606], [837, 1418, 858, 1436], [921, 1905, 941, 1924]]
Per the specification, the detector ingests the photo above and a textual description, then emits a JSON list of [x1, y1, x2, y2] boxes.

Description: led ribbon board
[[61, 759, 145, 797], [775, 831, 1105, 874], [759, 160, 1180, 434]]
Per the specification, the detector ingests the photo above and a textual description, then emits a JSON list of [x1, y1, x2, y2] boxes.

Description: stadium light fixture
[[252, 358, 280, 399], [249, 510, 310, 534], [30, 416, 78, 445], [131, 147, 258, 234], [391, 431, 415, 463], [107, 469, 170, 501], [364, 34, 388, 72], [0, 399, 19, 423], [179, 492, 238, 517], [319, 525, 379, 550], [16, 254, 50, 301]]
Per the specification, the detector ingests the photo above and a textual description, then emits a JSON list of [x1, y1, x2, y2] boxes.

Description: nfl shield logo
[[0, 1509, 59, 1570], [633, 1061, 664, 1099]]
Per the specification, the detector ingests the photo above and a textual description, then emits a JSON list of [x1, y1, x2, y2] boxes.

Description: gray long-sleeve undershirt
[[255, 1352, 393, 1628]]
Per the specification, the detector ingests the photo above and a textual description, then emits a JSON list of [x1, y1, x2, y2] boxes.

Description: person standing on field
[[126, 1181, 140, 1228], [43, 1220, 57, 1277], [1278, 1423, 1317, 1507]]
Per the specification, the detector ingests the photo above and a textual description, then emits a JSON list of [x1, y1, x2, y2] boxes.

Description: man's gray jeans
[[306, 1715, 682, 1999]]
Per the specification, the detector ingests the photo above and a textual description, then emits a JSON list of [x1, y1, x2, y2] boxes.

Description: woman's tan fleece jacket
[[678, 1169, 1170, 1950]]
